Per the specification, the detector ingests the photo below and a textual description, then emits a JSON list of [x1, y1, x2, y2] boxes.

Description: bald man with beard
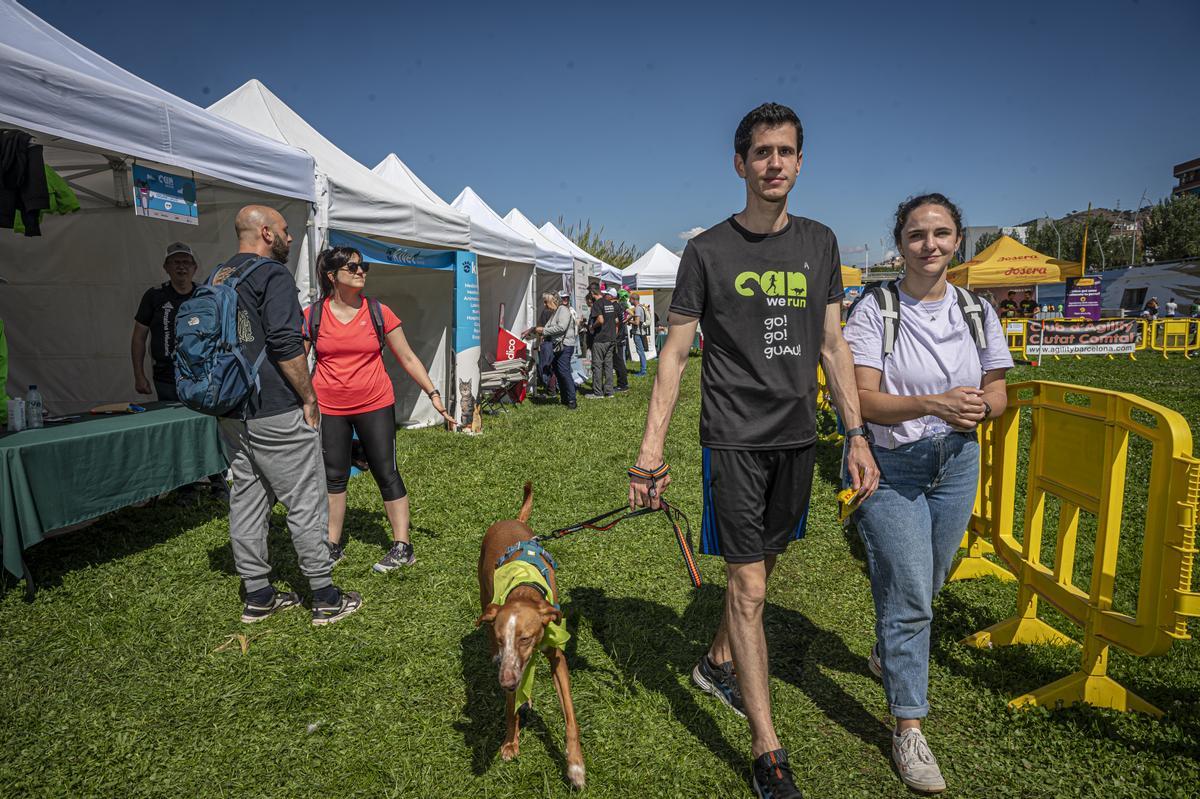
[[215, 205, 362, 626]]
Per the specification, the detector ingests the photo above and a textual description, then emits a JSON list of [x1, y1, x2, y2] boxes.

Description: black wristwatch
[[845, 426, 868, 440], [982, 400, 992, 420]]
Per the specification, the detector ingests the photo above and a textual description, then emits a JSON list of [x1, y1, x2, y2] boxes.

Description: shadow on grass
[[5, 492, 227, 599], [932, 589, 1200, 753], [567, 584, 893, 771]]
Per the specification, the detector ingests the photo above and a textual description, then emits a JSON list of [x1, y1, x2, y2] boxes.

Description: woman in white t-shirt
[[842, 193, 1013, 794]]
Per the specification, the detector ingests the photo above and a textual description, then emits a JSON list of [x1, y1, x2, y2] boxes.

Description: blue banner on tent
[[455, 252, 479, 352], [131, 164, 198, 225], [327, 230, 457, 269]]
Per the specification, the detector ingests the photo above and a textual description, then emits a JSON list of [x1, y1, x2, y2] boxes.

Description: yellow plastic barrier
[[815, 364, 842, 443], [1150, 318, 1199, 359], [959, 381, 1200, 715], [947, 416, 1015, 582], [1003, 318, 1026, 359]]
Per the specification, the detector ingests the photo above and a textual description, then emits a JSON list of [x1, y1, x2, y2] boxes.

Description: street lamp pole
[[1044, 212, 1062, 259]]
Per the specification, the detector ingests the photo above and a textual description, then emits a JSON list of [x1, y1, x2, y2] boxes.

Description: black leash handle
[[536, 500, 702, 588]]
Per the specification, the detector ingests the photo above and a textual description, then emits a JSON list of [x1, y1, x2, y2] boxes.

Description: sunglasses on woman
[[341, 262, 370, 274]]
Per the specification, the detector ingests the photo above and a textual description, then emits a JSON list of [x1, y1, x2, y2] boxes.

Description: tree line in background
[[558, 217, 642, 269], [972, 194, 1200, 268]]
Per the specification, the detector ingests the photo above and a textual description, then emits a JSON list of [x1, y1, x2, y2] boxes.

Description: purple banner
[[1065, 275, 1102, 321]]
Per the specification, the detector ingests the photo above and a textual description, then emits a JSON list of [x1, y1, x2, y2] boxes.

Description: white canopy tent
[[448, 187, 539, 363], [503, 208, 579, 303], [0, 0, 317, 412], [623, 243, 682, 323], [539, 221, 623, 285], [210, 81, 473, 427]]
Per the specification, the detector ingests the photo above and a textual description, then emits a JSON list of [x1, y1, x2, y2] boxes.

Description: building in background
[[1173, 157, 1200, 197]]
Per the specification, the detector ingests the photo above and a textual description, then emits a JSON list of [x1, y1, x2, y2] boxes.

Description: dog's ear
[[539, 601, 562, 627], [475, 603, 501, 627]]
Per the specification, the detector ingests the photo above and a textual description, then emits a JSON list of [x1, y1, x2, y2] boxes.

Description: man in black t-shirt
[[998, 291, 1018, 318], [586, 287, 619, 398], [628, 103, 879, 799], [132, 242, 199, 400], [1018, 290, 1038, 317]]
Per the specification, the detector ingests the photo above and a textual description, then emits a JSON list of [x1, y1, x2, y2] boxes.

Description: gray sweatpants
[[591, 341, 614, 396], [218, 408, 333, 594]]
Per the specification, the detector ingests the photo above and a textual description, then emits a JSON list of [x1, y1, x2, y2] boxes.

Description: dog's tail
[[518, 481, 533, 523]]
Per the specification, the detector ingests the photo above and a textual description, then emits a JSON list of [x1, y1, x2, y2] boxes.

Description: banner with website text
[[1026, 319, 1139, 356]]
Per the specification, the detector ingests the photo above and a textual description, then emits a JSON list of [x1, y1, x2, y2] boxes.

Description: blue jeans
[[633, 333, 647, 374], [538, 341, 556, 393], [553, 345, 576, 405], [851, 432, 979, 719]]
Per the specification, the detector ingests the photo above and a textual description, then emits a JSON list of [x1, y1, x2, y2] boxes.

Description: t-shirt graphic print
[[669, 215, 843, 449]]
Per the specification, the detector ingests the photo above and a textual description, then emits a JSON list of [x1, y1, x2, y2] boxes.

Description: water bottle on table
[[26, 385, 43, 429]]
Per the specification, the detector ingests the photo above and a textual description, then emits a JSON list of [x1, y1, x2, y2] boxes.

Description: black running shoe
[[310, 588, 363, 626], [240, 590, 301, 624], [691, 654, 746, 718], [752, 749, 804, 799], [326, 540, 345, 566], [372, 541, 415, 573]]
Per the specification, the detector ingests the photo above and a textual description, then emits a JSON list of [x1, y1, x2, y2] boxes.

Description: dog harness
[[492, 541, 570, 707]]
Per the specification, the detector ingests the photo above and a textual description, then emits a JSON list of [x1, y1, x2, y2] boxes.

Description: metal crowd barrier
[[951, 381, 1200, 715]]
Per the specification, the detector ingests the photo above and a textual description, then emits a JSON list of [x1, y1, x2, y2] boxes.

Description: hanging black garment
[[0, 129, 50, 236]]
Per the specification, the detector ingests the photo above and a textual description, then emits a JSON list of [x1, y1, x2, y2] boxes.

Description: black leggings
[[321, 405, 407, 500]]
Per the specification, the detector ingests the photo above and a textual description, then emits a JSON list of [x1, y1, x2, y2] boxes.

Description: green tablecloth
[[0, 405, 226, 579]]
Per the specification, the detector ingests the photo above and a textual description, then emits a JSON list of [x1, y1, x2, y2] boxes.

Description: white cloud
[[842, 244, 867, 254], [885, 249, 896, 258], [679, 226, 705, 242]]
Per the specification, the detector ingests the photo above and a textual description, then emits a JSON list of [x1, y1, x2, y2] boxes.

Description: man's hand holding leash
[[629, 314, 697, 510]]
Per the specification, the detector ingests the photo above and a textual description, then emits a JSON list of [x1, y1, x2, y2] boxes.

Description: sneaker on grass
[[241, 590, 301, 624], [691, 654, 746, 718], [868, 641, 882, 680], [372, 541, 415, 573], [310, 587, 363, 626], [751, 748, 804, 799], [892, 727, 946, 793]]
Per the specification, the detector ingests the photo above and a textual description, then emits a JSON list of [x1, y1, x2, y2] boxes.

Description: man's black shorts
[[699, 445, 815, 563]]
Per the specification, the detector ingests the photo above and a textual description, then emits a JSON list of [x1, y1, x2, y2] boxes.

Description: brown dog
[[476, 482, 584, 789]]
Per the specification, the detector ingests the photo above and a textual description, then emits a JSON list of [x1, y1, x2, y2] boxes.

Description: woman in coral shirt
[[305, 247, 455, 573]]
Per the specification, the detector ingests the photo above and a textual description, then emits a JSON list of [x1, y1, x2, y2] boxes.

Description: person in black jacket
[[214, 206, 361, 627]]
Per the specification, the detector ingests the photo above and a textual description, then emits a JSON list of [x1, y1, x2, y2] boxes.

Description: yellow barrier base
[[947, 554, 1015, 582], [961, 615, 1075, 649], [1007, 671, 1163, 717]]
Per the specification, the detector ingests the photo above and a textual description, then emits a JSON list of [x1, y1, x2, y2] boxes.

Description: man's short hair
[[734, 102, 803, 160]]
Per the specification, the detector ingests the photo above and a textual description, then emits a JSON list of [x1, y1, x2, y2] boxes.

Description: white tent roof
[[0, 0, 315, 201], [449, 187, 537, 265], [209, 80, 470, 249], [623, 243, 681, 288], [539, 222, 623, 283], [372, 152, 454, 210], [503, 208, 574, 274]]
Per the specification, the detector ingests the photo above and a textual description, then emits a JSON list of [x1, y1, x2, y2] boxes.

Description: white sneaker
[[892, 727, 946, 793], [868, 642, 882, 680]]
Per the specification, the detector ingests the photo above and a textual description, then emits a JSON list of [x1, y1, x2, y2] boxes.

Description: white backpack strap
[[877, 281, 901, 357], [952, 285, 988, 351]]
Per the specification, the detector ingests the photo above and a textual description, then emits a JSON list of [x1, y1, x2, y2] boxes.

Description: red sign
[[496, 327, 527, 362]]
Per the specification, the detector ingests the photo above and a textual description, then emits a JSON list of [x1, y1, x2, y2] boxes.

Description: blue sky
[[25, 0, 1199, 264]]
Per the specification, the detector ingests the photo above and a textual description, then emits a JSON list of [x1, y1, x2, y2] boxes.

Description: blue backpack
[[173, 256, 272, 416]]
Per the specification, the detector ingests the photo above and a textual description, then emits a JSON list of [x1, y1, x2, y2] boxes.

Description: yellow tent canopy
[[947, 235, 1083, 287], [840, 265, 862, 287]]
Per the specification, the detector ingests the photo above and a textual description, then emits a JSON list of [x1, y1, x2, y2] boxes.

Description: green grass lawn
[[2, 355, 1198, 798]]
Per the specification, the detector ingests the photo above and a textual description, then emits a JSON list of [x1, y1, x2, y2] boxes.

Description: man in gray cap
[[132, 242, 199, 400]]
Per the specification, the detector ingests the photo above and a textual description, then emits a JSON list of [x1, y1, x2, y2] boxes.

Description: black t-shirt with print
[[670, 215, 843, 450], [589, 298, 618, 343], [134, 282, 195, 382], [1018, 299, 1038, 316]]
